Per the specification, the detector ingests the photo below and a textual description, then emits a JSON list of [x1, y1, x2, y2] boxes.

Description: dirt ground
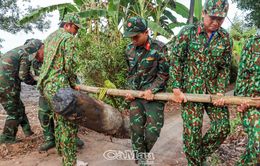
[[0, 84, 247, 166]]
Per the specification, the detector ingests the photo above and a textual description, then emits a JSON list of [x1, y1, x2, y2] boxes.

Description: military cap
[[123, 16, 148, 37], [24, 38, 43, 54], [203, 0, 229, 17], [62, 13, 81, 28]]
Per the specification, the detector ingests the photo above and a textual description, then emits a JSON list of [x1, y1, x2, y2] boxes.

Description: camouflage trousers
[[55, 114, 78, 166], [129, 99, 164, 162], [43, 89, 78, 166], [0, 90, 32, 140], [236, 108, 260, 166], [38, 96, 54, 142], [181, 102, 230, 166]]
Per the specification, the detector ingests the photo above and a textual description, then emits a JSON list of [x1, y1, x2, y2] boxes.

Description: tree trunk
[[188, 0, 195, 24]]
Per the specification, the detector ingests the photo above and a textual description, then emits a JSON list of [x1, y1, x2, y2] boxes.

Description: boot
[[38, 103, 55, 151], [20, 120, 34, 137], [38, 140, 55, 151], [23, 130, 34, 137], [21, 123, 34, 137], [0, 119, 18, 144], [76, 137, 84, 148], [20, 114, 34, 137], [0, 134, 16, 144]]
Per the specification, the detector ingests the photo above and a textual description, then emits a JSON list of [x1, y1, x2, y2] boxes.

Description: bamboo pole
[[79, 85, 260, 107]]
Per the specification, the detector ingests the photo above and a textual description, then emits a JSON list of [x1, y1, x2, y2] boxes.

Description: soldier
[[124, 16, 169, 165], [37, 13, 83, 166], [29, 39, 83, 152], [29, 47, 55, 152], [37, 63, 83, 151], [234, 31, 260, 165], [170, 0, 232, 165], [0, 39, 44, 143]]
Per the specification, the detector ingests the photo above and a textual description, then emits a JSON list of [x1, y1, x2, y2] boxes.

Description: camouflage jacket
[[170, 23, 233, 94], [31, 58, 42, 77], [0, 46, 37, 93], [37, 28, 78, 94], [125, 37, 169, 93], [234, 35, 260, 97]]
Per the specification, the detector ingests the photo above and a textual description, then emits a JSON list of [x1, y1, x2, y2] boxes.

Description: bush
[[76, 29, 129, 110], [230, 39, 245, 84]]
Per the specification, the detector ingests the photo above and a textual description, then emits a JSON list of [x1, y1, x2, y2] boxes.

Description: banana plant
[[19, 3, 79, 25], [194, 0, 202, 22], [19, 0, 107, 25], [117, 0, 189, 38], [19, 0, 190, 39]]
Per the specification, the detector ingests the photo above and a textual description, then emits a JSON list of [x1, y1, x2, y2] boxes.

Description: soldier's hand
[[73, 85, 80, 91], [125, 93, 135, 101], [237, 102, 249, 112], [33, 76, 39, 81], [140, 89, 154, 101], [172, 88, 187, 103], [213, 93, 225, 107]]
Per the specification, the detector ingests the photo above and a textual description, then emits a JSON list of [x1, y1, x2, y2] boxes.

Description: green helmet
[[203, 0, 229, 17], [24, 38, 43, 54], [62, 13, 81, 28], [123, 16, 148, 38]]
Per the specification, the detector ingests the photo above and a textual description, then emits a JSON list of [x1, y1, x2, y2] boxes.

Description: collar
[[136, 37, 151, 51], [197, 23, 205, 35], [144, 39, 151, 51], [29, 53, 36, 61]]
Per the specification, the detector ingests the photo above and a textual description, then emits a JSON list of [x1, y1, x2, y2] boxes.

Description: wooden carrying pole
[[79, 85, 260, 107]]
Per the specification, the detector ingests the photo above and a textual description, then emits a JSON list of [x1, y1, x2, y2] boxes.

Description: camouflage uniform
[[37, 95, 55, 150], [124, 17, 169, 164], [170, 0, 232, 165], [37, 14, 80, 166], [33, 55, 83, 152], [30, 57, 55, 150], [0, 39, 43, 143], [234, 35, 260, 165]]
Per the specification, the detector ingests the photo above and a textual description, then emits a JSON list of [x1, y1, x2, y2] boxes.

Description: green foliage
[[230, 40, 241, 83], [194, 0, 202, 21], [174, 2, 189, 19], [148, 1, 189, 37], [148, 20, 171, 37], [73, 0, 85, 6], [19, 3, 78, 25], [0, 0, 50, 46], [229, 15, 257, 41], [0, 0, 50, 33], [229, 15, 257, 83], [232, 0, 260, 28], [76, 29, 129, 110], [77, 31, 128, 87], [19, 0, 190, 39]]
